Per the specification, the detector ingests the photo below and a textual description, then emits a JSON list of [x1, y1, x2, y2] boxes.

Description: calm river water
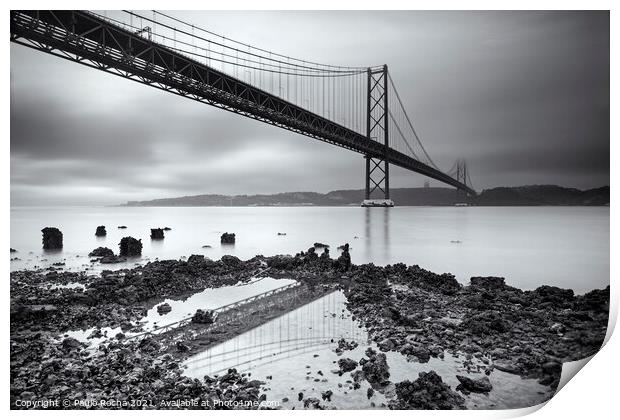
[[17, 205, 607, 410], [10, 206, 609, 293]]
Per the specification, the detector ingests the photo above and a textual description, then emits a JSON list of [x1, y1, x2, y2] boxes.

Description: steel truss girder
[[10, 10, 476, 196]]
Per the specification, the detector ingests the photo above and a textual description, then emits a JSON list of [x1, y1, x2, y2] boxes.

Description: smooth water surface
[[183, 291, 552, 409], [10, 206, 609, 293]]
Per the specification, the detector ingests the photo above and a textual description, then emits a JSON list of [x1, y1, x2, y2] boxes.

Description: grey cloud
[[10, 10, 609, 205]]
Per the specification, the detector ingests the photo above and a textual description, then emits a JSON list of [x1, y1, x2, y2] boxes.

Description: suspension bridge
[[183, 290, 366, 377], [115, 281, 340, 358], [10, 10, 477, 206]]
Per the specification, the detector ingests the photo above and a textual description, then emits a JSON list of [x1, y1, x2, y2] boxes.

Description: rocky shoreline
[[342, 265, 608, 389], [10, 247, 609, 410]]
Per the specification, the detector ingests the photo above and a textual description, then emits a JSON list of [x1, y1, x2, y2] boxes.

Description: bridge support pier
[[362, 155, 394, 207], [362, 65, 394, 207]]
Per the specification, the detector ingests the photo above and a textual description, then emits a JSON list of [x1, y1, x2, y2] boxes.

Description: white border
[[3, 1, 616, 419]]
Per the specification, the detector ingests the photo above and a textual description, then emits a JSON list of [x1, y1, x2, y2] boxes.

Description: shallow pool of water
[[64, 277, 296, 347], [183, 291, 553, 410]]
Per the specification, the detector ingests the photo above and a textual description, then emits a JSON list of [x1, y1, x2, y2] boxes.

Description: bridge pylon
[[455, 159, 470, 203], [362, 65, 394, 207]]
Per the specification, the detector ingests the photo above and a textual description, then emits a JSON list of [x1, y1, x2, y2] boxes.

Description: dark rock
[[305, 247, 318, 262], [361, 348, 390, 385], [187, 254, 205, 265], [87, 329, 103, 339], [455, 375, 493, 393], [549, 322, 566, 334], [157, 303, 172, 314], [41, 227, 63, 250], [367, 387, 374, 399], [321, 390, 333, 401], [338, 357, 358, 373], [100, 255, 127, 264], [138, 336, 160, 353], [470, 276, 506, 290], [401, 344, 431, 363], [61, 337, 82, 350], [150, 228, 164, 240], [531, 285, 575, 305], [405, 265, 461, 295], [277, 232, 287, 236], [221, 232, 236, 244], [192, 309, 216, 324], [575, 286, 609, 312], [461, 310, 512, 334], [336, 243, 351, 272], [176, 341, 190, 352], [117, 225, 127, 229], [95, 226, 107, 237], [221, 255, 241, 266], [202, 245, 212, 248], [538, 375, 557, 386], [19, 391, 35, 401], [10, 248, 17, 253], [313, 242, 329, 248], [334, 338, 358, 355], [11, 304, 58, 321], [319, 247, 330, 265], [542, 361, 562, 375], [493, 361, 521, 374], [268, 254, 298, 270], [391, 371, 465, 409], [303, 397, 322, 409], [163, 227, 172, 231], [88, 247, 114, 257], [119, 236, 142, 256], [298, 392, 304, 401]]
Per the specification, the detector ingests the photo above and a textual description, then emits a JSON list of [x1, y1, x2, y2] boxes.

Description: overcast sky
[[10, 10, 609, 206]]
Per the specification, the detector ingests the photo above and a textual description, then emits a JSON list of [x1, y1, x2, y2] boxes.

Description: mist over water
[[10, 206, 609, 294]]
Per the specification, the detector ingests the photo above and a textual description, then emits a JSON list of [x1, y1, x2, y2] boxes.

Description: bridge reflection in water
[[183, 291, 367, 377], [183, 289, 554, 410]]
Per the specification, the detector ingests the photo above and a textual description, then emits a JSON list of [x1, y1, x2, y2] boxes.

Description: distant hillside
[[474, 185, 610, 206], [122, 185, 609, 207]]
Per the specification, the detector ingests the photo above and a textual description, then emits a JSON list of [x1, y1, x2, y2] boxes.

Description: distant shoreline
[[120, 185, 609, 207], [115, 204, 611, 208]]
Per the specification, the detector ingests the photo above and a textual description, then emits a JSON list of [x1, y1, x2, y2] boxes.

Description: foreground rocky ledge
[[10, 249, 609, 409]]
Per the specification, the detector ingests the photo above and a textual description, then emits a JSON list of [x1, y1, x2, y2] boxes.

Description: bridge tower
[[362, 65, 394, 207], [455, 159, 467, 186], [455, 159, 470, 203]]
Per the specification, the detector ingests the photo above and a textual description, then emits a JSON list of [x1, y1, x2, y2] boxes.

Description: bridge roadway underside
[[10, 10, 476, 196], [143, 284, 337, 358]]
